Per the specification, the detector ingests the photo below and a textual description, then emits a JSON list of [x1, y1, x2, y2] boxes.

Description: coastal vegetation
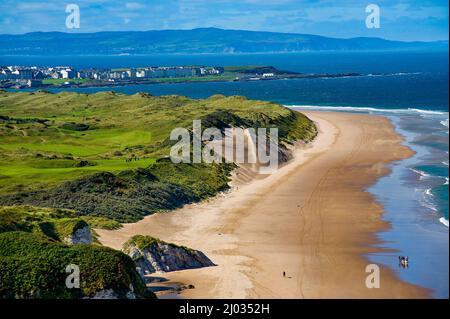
[[0, 205, 152, 299], [123, 234, 191, 252], [42, 78, 91, 85], [0, 91, 317, 222], [0, 231, 153, 299], [0, 205, 121, 237], [0, 91, 316, 298]]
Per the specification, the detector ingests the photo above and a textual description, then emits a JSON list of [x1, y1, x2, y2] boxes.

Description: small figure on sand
[[399, 256, 409, 268], [283, 271, 286, 277]]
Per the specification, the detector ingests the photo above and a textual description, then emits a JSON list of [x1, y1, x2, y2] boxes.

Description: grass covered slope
[[0, 231, 153, 299], [0, 91, 316, 222], [0, 206, 152, 299], [0, 91, 316, 299], [0, 206, 121, 238]]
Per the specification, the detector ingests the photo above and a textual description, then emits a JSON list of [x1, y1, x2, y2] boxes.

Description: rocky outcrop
[[63, 225, 93, 245], [123, 235, 215, 277], [88, 285, 137, 299]]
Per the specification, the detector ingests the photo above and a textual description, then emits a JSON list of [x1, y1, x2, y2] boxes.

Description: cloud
[[125, 2, 145, 10]]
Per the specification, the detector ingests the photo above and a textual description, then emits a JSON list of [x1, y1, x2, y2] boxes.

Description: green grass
[[81, 216, 122, 230], [123, 234, 193, 254], [0, 91, 316, 221], [0, 205, 121, 236], [0, 231, 153, 299], [0, 206, 148, 299], [42, 78, 90, 85], [0, 157, 156, 194], [0, 91, 317, 299], [142, 74, 236, 83], [123, 234, 165, 251], [44, 75, 237, 86]]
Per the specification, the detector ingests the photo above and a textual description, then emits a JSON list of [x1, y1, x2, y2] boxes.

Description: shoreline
[[96, 111, 430, 298], [4, 72, 427, 91], [2, 72, 366, 90], [366, 114, 449, 298]]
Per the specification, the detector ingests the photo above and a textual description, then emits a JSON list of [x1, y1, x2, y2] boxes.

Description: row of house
[[0, 66, 224, 82], [0, 66, 40, 80], [106, 66, 222, 80]]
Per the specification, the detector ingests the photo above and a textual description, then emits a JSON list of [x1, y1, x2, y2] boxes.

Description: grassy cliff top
[[0, 91, 316, 195], [123, 234, 189, 252], [0, 91, 316, 298], [0, 231, 153, 299], [0, 91, 316, 222], [0, 205, 121, 238]]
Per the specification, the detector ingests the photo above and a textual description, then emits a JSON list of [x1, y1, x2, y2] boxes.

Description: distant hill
[[0, 28, 447, 55]]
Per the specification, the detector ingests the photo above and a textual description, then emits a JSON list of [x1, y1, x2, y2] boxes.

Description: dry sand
[[97, 111, 429, 298]]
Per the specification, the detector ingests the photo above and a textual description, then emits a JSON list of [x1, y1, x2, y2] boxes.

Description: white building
[[60, 69, 76, 79]]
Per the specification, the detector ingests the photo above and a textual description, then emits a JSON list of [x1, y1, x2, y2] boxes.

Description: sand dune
[[97, 111, 429, 298]]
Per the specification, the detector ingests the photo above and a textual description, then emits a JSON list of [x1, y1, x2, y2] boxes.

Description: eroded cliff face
[[123, 237, 215, 278]]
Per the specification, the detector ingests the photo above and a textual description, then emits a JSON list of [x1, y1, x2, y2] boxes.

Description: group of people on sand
[[399, 256, 409, 268]]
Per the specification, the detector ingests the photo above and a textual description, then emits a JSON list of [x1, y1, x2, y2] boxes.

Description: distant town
[[0, 65, 227, 89], [0, 64, 371, 89]]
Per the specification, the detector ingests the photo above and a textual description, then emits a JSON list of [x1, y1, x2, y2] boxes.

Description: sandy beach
[[97, 111, 429, 298]]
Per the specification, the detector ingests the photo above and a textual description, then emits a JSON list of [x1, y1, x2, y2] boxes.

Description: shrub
[[0, 231, 155, 299]]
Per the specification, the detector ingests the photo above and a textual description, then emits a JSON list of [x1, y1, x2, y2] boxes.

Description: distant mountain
[[0, 28, 447, 55]]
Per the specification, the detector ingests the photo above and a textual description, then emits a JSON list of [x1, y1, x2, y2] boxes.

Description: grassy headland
[[0, 91, 316, 222], [0, 205, 152, 299], [0, 230, 152, 299], [0, 90, 316, 299]]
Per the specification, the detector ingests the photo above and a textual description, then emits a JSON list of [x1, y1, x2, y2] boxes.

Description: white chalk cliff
[[123, 235, 215, 278]]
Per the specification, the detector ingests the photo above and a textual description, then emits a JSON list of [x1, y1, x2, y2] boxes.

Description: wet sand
[[97, 111, 429, 298]]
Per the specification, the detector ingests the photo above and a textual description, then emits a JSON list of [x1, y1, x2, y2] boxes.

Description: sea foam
[[410, 168, 430, 180], [439, 217, 449, 227], [289, 104, 449, 229], [287, 105, 448, 116]]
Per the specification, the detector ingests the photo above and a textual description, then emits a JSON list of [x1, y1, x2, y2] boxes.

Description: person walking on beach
[[283, 271, 286, 277]]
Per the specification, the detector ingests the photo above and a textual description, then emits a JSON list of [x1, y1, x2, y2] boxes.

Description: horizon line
[[1, 27, 448, 43]]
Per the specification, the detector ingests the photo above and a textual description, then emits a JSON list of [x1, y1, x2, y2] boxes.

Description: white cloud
[[125, 2, 145, 9]]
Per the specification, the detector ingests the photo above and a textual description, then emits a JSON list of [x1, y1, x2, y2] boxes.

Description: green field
[[42, 78, 91, 85], [144, 74, 237, 83], [0, 230, 153, 299], [0, 90, 316, 298], [0, 91, 316, 221]]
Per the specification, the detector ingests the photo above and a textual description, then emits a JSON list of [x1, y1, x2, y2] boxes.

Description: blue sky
[[0, 0, 448, 41]]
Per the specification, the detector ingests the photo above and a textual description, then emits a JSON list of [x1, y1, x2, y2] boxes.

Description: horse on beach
[[399, 256, 409, 268]]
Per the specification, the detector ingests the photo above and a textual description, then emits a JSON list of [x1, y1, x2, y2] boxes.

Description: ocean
[[1, 50, 448, 297]]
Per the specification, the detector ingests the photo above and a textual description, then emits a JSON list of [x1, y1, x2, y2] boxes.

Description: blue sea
[[1, 51, 448, 297]]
